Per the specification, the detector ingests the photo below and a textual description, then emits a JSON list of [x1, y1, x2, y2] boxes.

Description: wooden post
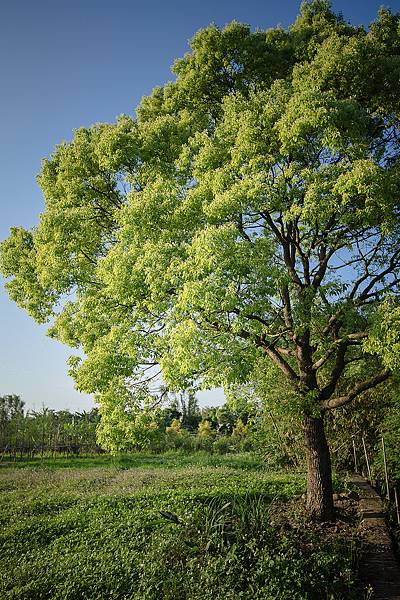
[[352, 438, 358, 473], [394, 487, 400, 526], [382, 437, 390, 501], [362, 437, 372, 482]]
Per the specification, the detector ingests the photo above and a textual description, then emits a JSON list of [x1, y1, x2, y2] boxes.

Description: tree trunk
[[304, 414, 334, 521]]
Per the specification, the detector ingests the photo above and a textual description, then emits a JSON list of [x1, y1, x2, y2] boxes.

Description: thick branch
[[312, 245, 338, 288], [262, 344, 299, 385], [263, 212, 303, 287], [318, 343, 347, 401], [281, 285, 294, 332], [320, 369, 391, 410]]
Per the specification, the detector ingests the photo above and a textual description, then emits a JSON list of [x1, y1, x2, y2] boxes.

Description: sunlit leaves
[[1, 4, 400, 443], [364, 299, 400, 371], [0, 227, 56, 322]]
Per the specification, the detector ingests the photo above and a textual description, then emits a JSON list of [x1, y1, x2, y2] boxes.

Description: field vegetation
[[2, 1, 400, 521], [0, 453, 361, 599], [1, 4, 400, 595]]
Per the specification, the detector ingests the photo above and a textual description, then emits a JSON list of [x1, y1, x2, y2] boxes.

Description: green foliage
[[368, 388, 400, 482], [1, 4, 400, 467], [0, 395, 25, 445], [0, 399, 99, 454], [364, 299, 400, 371], [324, 381, 395, 472], [212, 435, 232, 454], [197, 419, 214, 438], [139, 494, 359, 600], [0, 454, 360, 599]]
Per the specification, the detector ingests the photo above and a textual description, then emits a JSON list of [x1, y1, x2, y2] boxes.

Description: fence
[[352, 434, 400, 527], [0, 443, 104, 461]]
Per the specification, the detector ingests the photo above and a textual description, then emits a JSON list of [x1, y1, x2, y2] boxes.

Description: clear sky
[[1, 0, 398, 412]]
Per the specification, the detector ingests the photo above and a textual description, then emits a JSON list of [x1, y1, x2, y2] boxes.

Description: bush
[[212, 435, 232, 454], [137, 493, 361, 600]]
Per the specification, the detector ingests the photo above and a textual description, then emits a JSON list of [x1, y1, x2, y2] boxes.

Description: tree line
[[0, 390, 258, 457], [0, 395, 100, 457]]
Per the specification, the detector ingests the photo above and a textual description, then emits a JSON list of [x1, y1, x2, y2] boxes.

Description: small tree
[[1, 3, 400, 519], [166, 418, 183, 435], [179, 389, 201, 430], [0, 395, 24, 448], [197, 420, 213, 438]]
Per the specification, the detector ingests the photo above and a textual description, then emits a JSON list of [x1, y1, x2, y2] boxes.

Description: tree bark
[[304, 414, 334, 521]]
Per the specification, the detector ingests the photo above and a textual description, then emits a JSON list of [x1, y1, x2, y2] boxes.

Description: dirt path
[[349, 474, 400, 599]]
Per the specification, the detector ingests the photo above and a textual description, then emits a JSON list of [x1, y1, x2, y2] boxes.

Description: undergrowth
[[0, 453, 361, 599]]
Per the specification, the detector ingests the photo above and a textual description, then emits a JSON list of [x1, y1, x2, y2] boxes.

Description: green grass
[[0, 452, 361, 599], [0, 450, 264, 471]]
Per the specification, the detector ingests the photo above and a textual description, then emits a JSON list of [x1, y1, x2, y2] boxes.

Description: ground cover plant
[[0, 453, 361, 599]]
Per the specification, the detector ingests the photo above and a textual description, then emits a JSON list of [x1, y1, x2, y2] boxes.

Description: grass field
[[0, 452, 361, 599]]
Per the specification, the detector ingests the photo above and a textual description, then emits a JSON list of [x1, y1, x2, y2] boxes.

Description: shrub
[[212, 435, 232, 454]]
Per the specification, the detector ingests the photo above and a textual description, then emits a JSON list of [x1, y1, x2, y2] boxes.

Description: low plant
[[0, 453, 362, 599]]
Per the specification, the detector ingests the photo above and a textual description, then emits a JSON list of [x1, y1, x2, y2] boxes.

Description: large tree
[[1, 2, 400, 519]]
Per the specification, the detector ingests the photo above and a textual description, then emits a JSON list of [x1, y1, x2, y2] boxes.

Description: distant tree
[[226, 384, 260, 425], [179, 389, 201, 430], [214, 405, 236, 434], [1, 2, 400, 519], [0, 395, 24, 448], [0, 394, 24, 421], [158, 401, 182, 430]]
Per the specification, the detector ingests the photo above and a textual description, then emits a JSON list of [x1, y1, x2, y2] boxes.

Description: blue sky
[[1, 0, 399, 412]]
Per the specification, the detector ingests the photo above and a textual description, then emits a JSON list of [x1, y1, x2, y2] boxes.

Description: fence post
[[352, 438, 358, 473], [394, 487, 400, 527], [362, 436, 372, 482], [382, 436, 390, 501]]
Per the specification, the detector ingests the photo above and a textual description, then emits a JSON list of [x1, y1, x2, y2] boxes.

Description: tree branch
[[281, 285, 294, 332], [262, 212, 304, 287], [320, 369, 391, 410], [261, 343, 299, 385], [312, 333, 368, 371]]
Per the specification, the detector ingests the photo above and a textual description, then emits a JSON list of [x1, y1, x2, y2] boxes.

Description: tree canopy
[[1, 1, 400, 518]]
